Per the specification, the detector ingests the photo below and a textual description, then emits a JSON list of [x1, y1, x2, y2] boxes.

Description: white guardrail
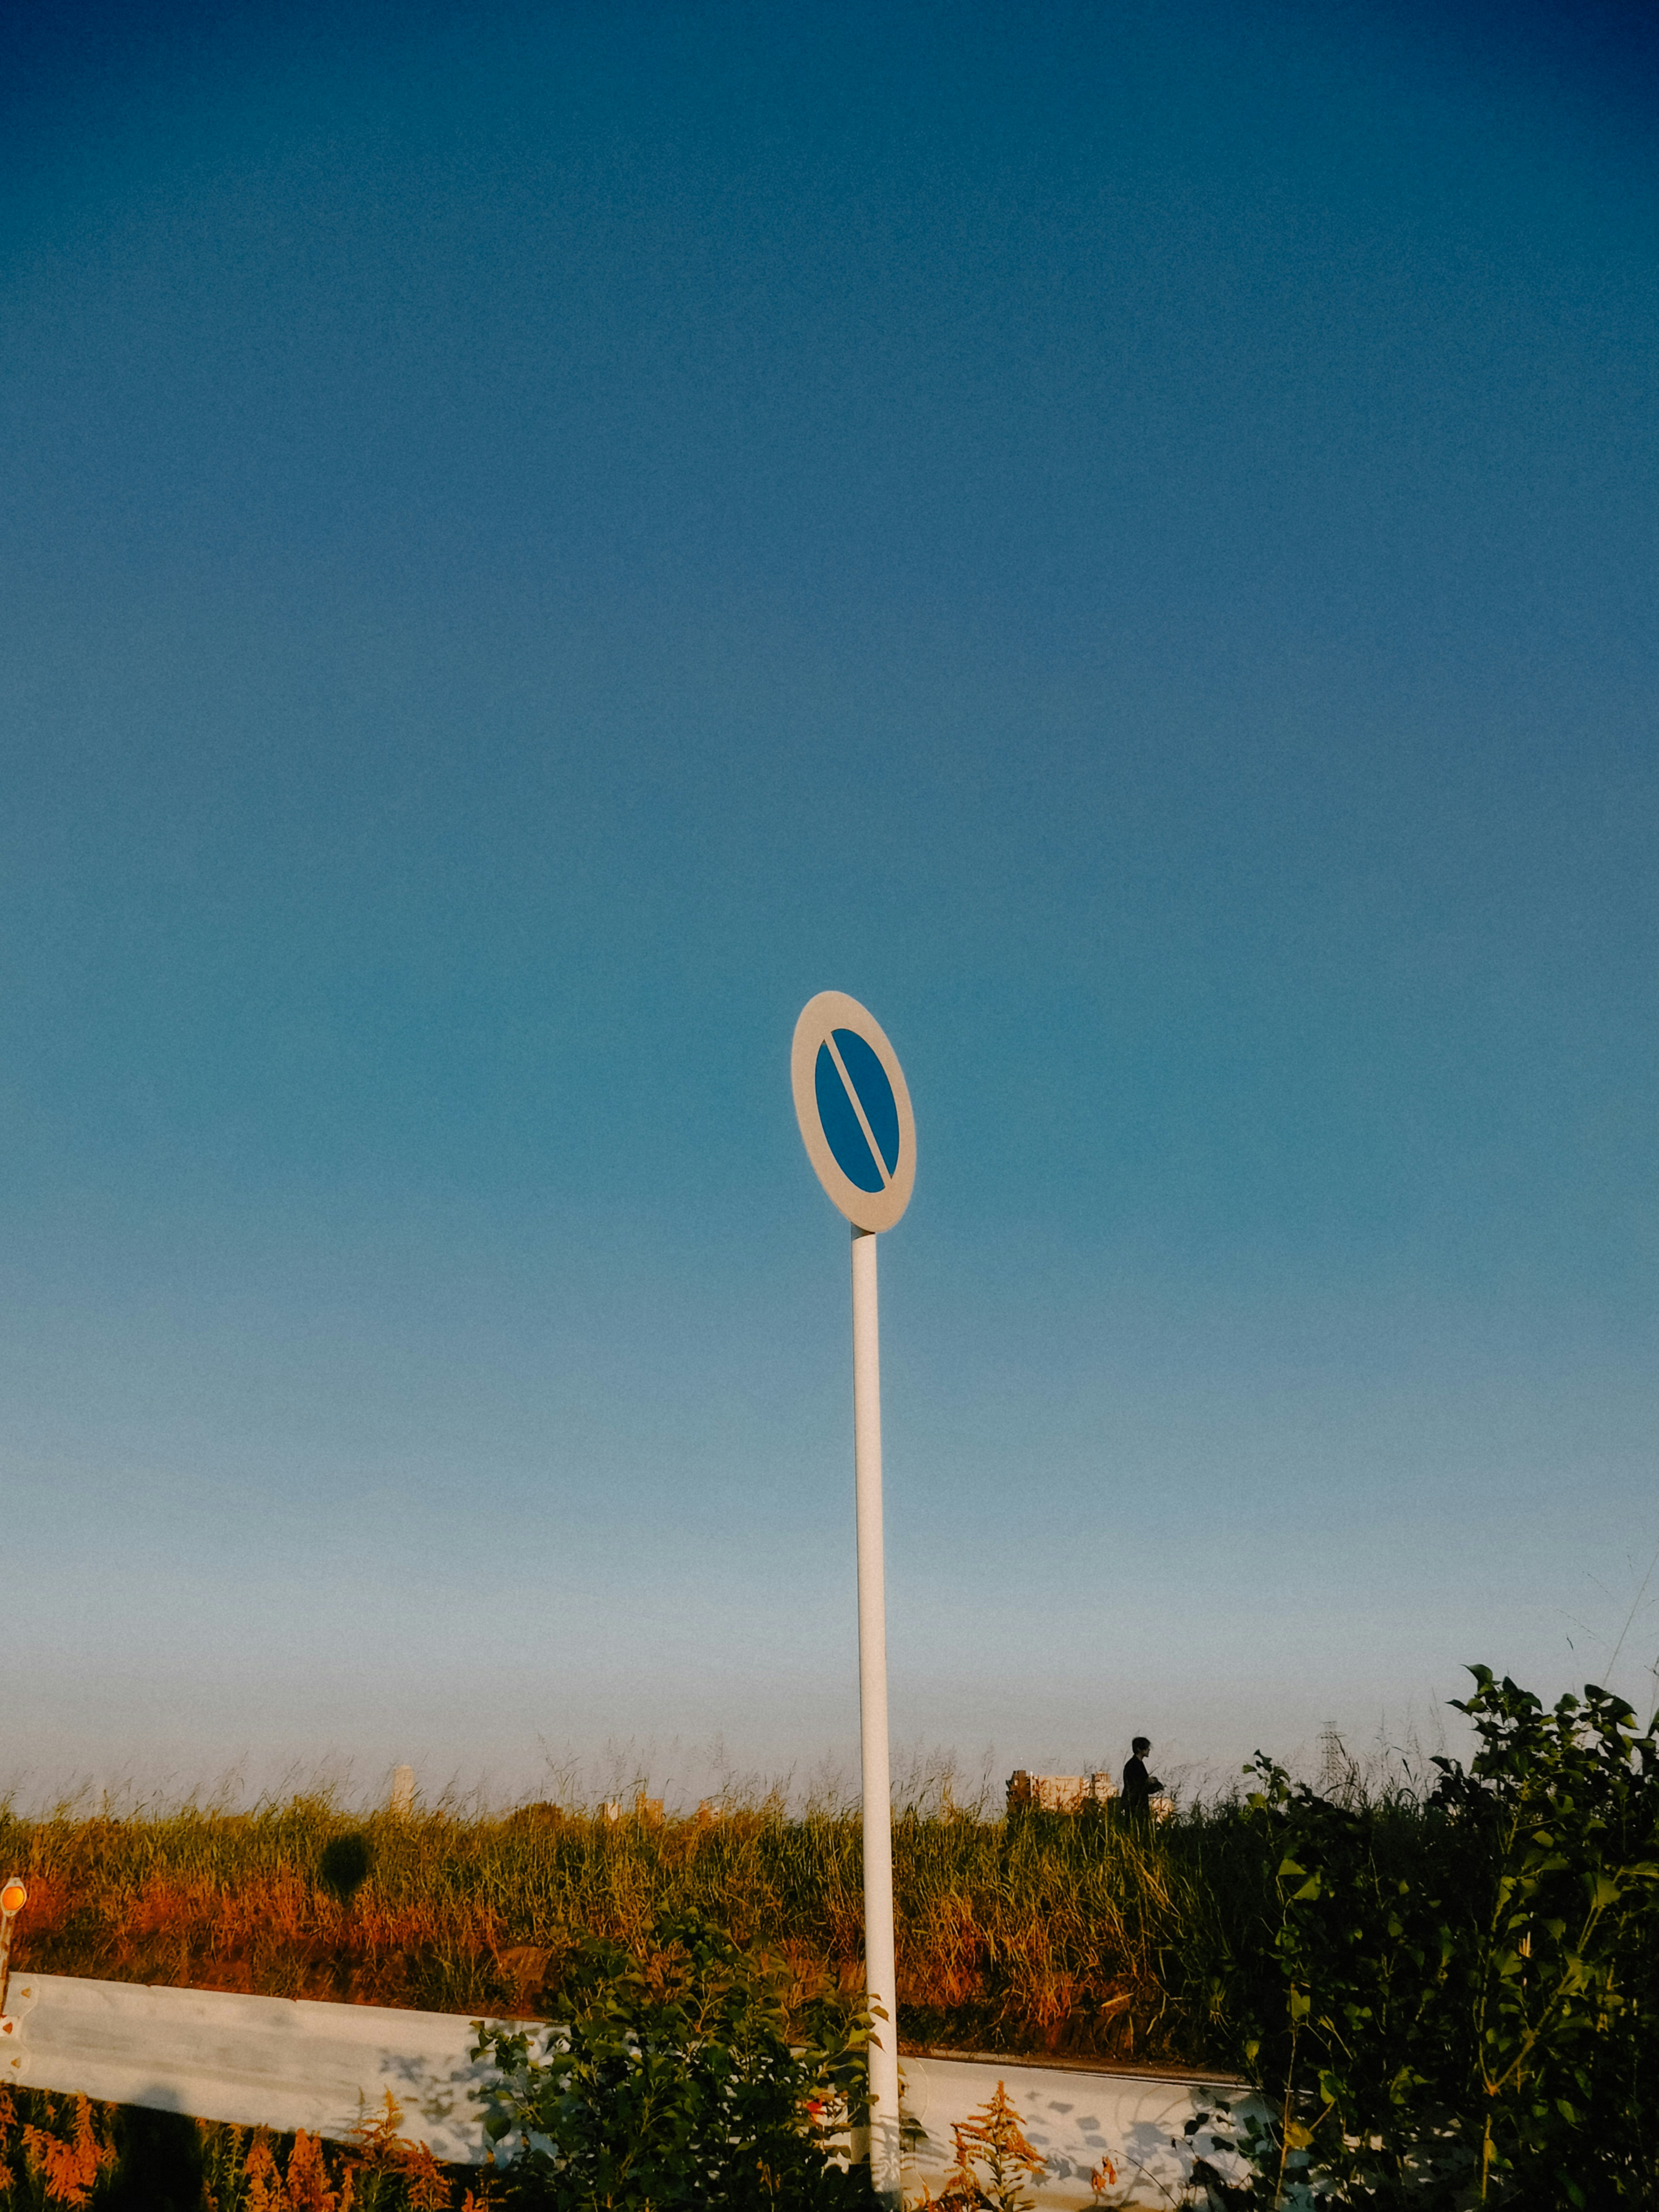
[[0, 1973, 1249, 2208]]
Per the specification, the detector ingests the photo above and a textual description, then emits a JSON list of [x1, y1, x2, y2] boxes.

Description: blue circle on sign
[[814, 1029, 901, 1193]]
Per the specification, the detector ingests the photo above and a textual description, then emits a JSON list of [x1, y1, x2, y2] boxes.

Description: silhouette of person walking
[[1121, 1736, 1163, 1823]]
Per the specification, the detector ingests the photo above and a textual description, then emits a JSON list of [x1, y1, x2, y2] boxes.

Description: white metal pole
[[850, 1223, 900, 2206]]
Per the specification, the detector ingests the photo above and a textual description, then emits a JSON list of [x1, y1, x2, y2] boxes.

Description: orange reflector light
[[0, 1880, 25, 1916]]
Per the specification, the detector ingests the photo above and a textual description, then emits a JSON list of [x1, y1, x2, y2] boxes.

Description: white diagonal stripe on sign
[[824, 1032, 892, 1191]]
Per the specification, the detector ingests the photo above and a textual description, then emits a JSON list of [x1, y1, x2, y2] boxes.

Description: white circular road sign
[[791, 991, 916, 1233]]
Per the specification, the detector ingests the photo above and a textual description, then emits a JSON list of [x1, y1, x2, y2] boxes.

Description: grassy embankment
[[0, 1792, 1254, 2067]]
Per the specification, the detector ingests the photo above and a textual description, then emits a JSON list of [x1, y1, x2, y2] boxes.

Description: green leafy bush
[[1195, 1669, 1659, 2207], [471, 1907, 878, 2209]]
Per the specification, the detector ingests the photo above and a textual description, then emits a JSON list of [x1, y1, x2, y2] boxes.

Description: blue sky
[[3, 0, 1656, 1804]]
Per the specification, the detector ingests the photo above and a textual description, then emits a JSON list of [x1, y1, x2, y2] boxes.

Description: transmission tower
[[1318, 1723, 1349, 1799]]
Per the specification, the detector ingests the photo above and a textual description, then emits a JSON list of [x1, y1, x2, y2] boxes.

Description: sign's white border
[[791, 991, 916, 1233]]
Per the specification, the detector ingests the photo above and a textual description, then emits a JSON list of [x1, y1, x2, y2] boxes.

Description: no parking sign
[[790, 991, 916, 1234]]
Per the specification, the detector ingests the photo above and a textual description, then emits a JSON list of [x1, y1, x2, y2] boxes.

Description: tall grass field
[[0, 1789, 1236, 2066]]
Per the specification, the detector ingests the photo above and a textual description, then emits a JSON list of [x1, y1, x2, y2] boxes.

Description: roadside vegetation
[[1, 1668, 1655, 2203], [0, 1777, 1220, 2064], [0, 2085, 483, 2211]]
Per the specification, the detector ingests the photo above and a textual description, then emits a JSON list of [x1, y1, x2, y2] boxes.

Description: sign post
[[791, 992, 916, 2208]]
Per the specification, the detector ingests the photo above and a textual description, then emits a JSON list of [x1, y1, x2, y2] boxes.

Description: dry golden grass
[[0, 1793, 1230, 2064]]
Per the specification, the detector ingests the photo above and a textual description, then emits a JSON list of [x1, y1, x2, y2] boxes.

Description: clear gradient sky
[[3, 0, 1657, 1805]]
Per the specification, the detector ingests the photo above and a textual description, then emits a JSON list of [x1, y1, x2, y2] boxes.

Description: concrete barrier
[[900, 2050, 1251, 2207], [0, 1974, 1250, 2205], [0, 1975, 516, 2165]]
